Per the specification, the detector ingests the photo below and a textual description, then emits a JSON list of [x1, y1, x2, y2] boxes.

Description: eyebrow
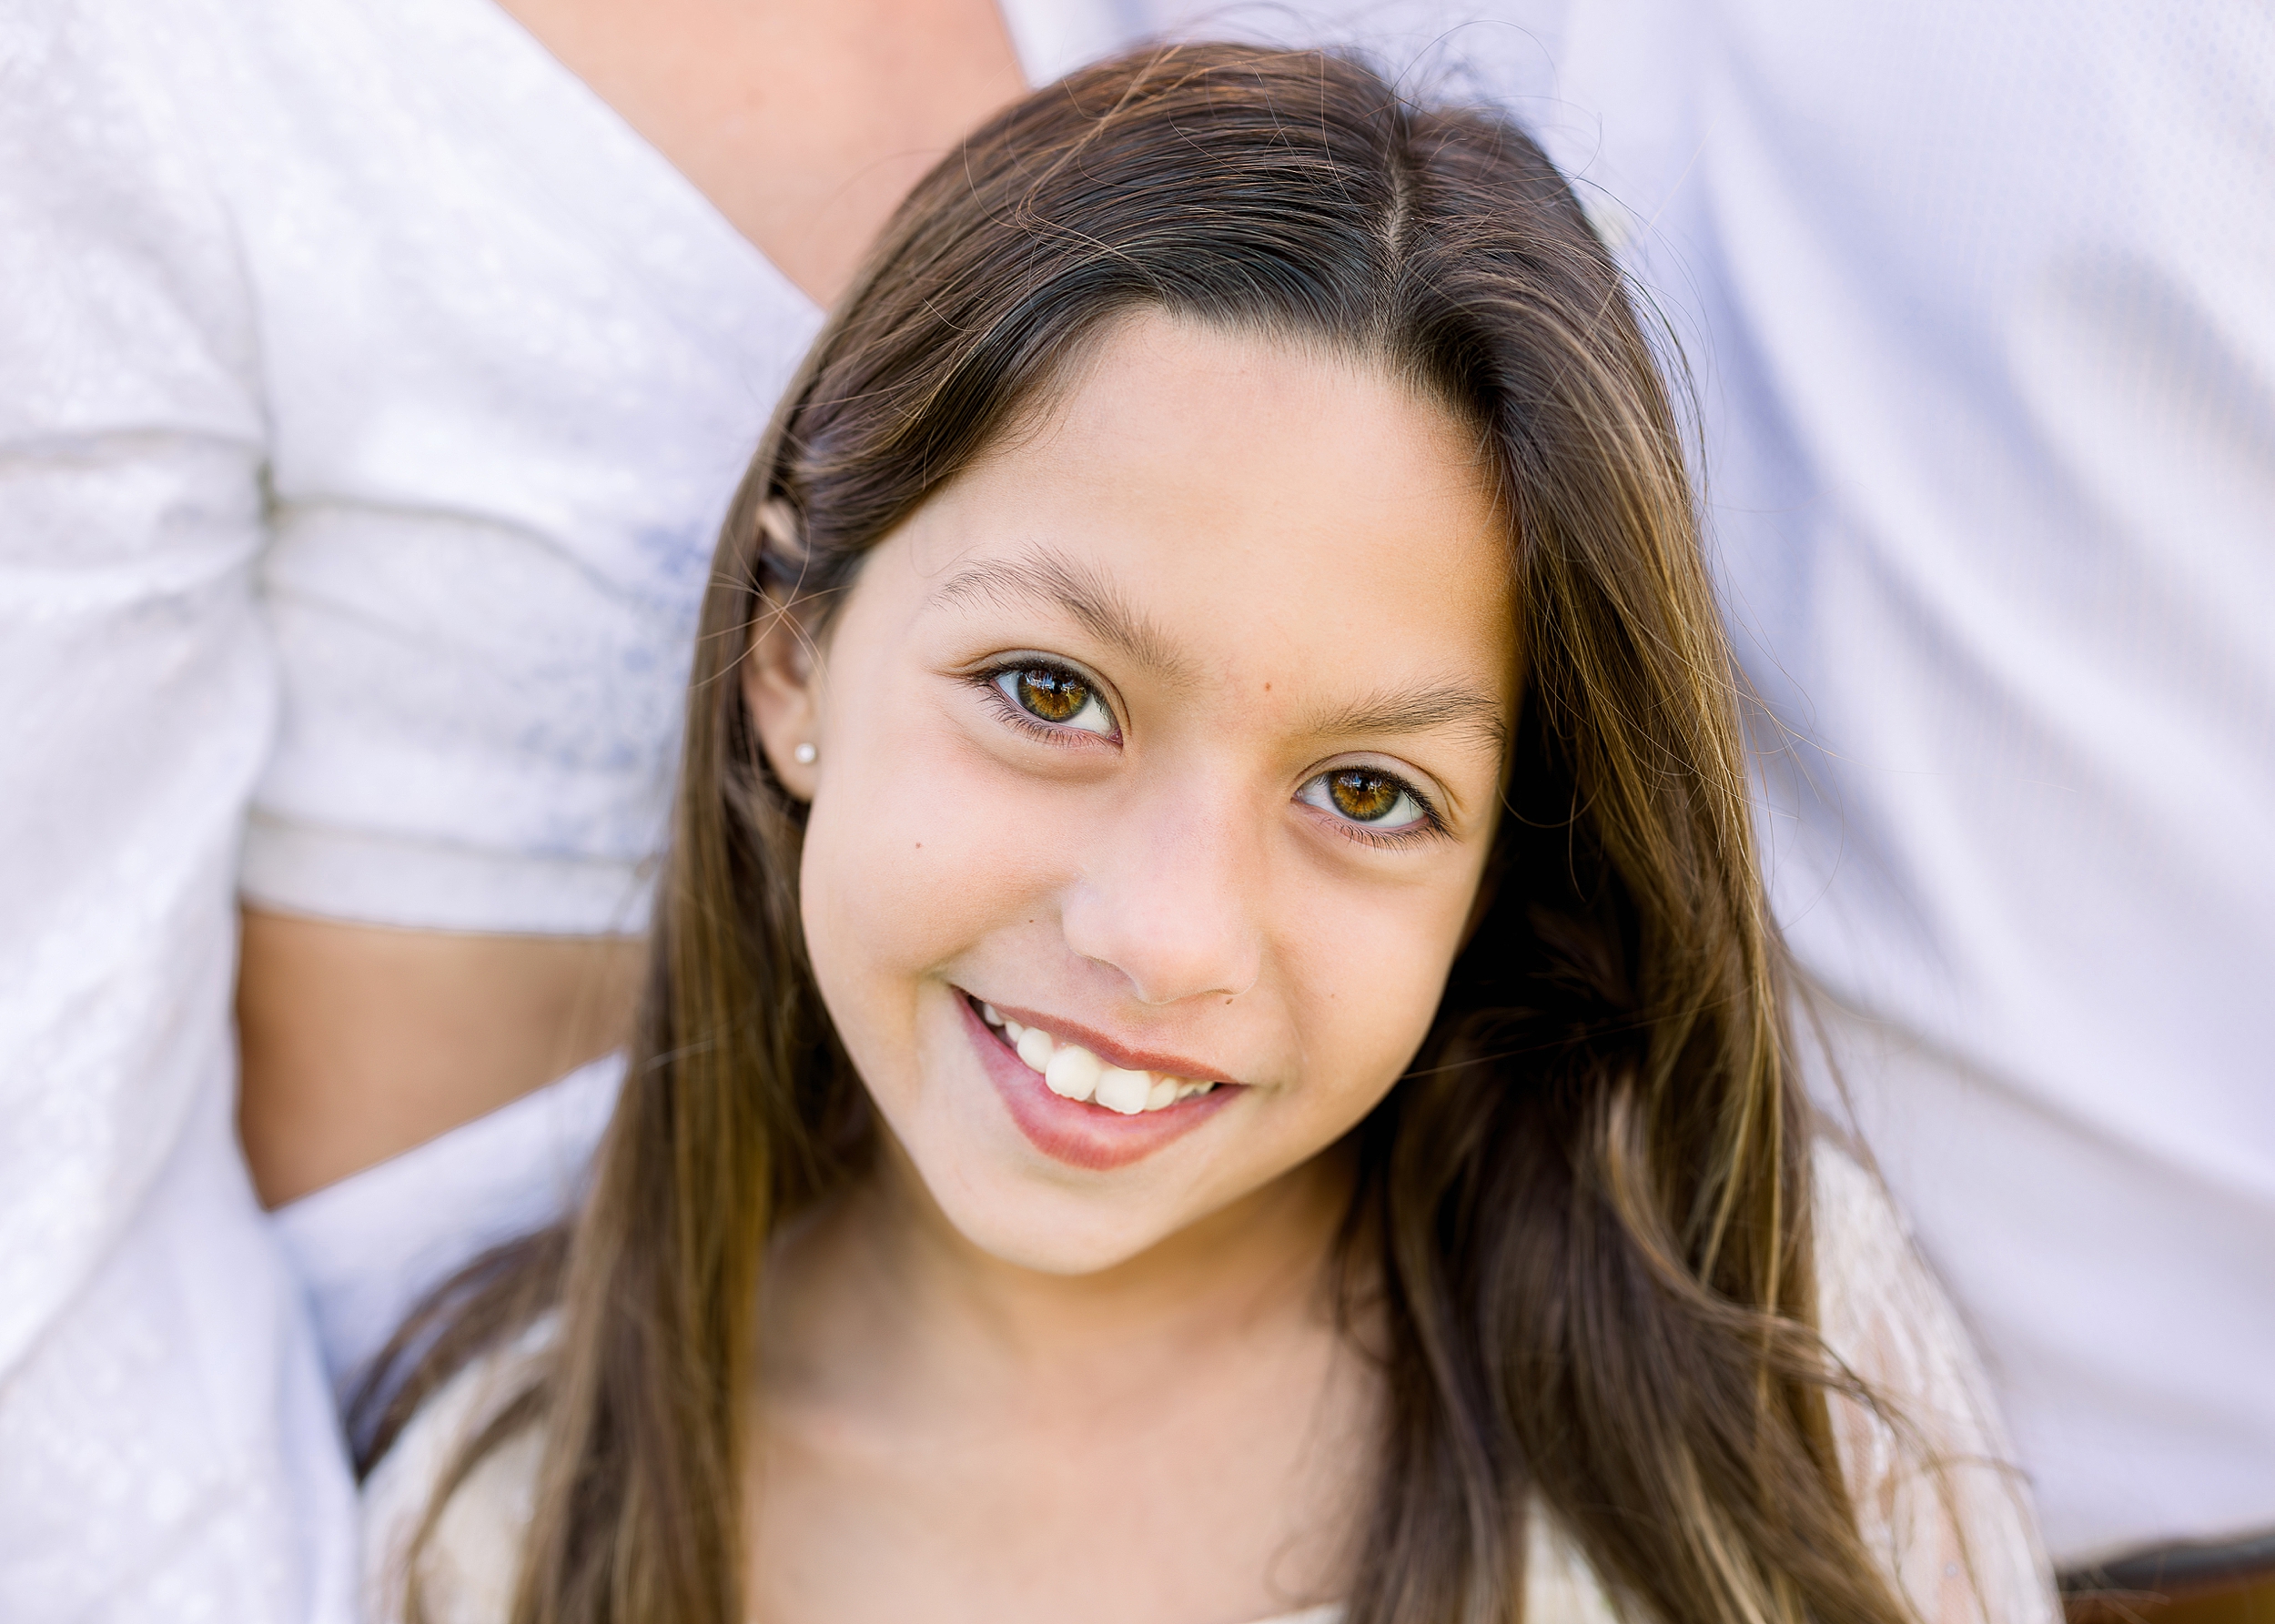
[[926, 548, 1198, 685], [1305, 684, 1512, 760], [928, 546, 1510, 759]]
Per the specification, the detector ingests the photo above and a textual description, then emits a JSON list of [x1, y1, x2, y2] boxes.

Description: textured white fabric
[[0, 0, 819, 1612], [0, 1054, 357, 1621], [217, 0, 820, 938], [358, 1144, 2057, 1624], [0, 1, 344, 1615]]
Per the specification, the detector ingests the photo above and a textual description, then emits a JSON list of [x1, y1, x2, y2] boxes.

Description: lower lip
[[960, 996, 1239, 1172]]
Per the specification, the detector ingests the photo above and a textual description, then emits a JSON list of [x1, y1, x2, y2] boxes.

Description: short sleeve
[[0, 0, 353, 1616], [1813, 1143, 2063, 1624]]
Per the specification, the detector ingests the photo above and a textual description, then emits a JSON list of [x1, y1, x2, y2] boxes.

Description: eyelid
[[1316, 754, 1450, 820]]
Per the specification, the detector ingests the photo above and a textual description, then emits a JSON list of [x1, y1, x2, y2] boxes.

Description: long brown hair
[[376, 43, 1920, 1624]]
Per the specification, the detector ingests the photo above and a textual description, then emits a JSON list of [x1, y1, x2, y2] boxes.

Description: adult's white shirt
[[1500, 0, 2275, 1566]]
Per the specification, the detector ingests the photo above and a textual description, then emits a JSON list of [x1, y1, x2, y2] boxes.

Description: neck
[[764, 1141, 1362, 1410]]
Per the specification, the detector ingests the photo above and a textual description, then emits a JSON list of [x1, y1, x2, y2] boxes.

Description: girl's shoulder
[[356, 1324, 1615, 1624], [1807, 1137, 2061, 1623], [361, 1319, 555, 1624], [359, 1146, 2054, 1624], [1809, 1131, 1999, 1413]]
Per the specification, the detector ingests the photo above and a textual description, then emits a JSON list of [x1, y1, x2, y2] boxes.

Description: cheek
[[797, 700, 1064, 1064], [1275, 867, 1482, 1122]]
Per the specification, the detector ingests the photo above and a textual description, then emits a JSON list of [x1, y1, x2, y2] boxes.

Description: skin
[[236, 0, 1026, 1205], [235, 916, 646, 1204], [740, 312, 1518, 1624]]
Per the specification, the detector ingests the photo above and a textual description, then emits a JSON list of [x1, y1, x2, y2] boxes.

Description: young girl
[[363, 44, 2056, 1624]]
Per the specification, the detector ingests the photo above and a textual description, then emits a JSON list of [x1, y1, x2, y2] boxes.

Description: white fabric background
[[1536, 0, 2275, 1561]]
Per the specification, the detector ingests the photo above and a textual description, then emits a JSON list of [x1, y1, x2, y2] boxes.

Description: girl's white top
[[361, 1145, 2061, 1624]]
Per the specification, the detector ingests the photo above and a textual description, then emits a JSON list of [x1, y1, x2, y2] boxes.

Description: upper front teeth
[[985, 1006, 1218, 1115]]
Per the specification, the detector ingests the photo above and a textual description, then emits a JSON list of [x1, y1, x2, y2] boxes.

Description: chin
[[886, 1097, 1200, 1275], [933, 1185, 1181, 1276]]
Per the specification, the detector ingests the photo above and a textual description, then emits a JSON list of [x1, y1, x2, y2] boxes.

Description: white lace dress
[[361, 1144, 2061, 1624]]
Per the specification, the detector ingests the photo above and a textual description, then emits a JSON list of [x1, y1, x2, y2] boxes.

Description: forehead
[[898, 310, 1516, 701]]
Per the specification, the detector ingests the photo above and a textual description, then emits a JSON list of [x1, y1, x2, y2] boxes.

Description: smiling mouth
[[970, 997, 1221, 1115]]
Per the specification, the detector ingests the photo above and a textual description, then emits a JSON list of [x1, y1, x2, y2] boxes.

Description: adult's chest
[[482, 0, 1030, 303], [194, 0, 824, 612]]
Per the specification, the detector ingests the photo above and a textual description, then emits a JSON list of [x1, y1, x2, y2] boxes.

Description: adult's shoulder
[[0, 0, 251, 104], [0, 0, 266, 324], [361, 1321, 556, 1624]]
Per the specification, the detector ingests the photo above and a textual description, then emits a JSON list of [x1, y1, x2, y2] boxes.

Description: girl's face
[[752, 311, 1515, 1275]]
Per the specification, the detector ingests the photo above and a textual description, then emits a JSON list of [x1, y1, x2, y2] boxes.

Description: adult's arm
[[0, 0, 354, 1615]]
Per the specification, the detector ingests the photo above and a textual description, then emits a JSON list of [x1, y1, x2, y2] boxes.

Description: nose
[[1057, 778, 1266, 1007]]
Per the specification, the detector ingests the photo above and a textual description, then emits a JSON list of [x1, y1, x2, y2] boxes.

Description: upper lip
[[973, 995, 1245, 1088]]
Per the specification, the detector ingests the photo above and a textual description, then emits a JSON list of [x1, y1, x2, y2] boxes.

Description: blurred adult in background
[[1473, 0, 2275, 1613], [2, 0, 2267, 1616]]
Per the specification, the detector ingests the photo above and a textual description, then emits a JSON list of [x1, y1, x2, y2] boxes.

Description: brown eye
[[1016, 667, 1086, 721], [1328, 770, 1400, 821], [1299, 766, 1431, 836], [992, 663, 1116, 735]]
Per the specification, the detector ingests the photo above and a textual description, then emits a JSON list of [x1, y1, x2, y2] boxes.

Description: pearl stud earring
[[793, 741, 817, 765]]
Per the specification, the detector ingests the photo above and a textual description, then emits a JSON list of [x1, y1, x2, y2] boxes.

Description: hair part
[[385, 43, 1925, 1624]]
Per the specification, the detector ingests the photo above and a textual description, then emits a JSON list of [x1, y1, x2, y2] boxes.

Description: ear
[[743, 592, 824, 802]]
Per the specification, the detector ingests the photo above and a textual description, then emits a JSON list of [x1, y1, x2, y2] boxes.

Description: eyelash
[[972, 659, 1450, 849], [1340, 804, 1446, 849]]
